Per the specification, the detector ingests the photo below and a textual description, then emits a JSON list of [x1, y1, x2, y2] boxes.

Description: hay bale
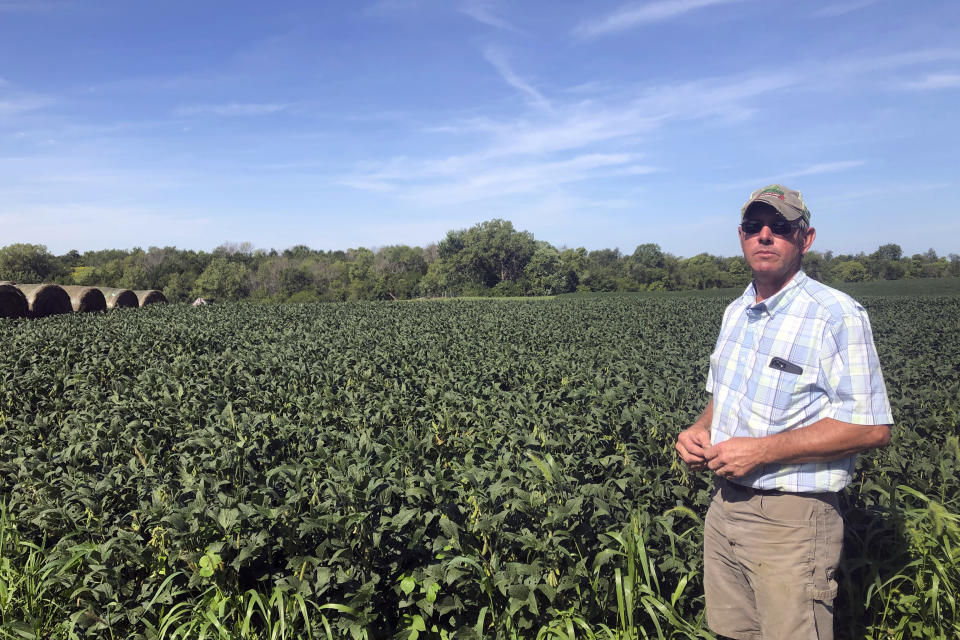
[[0, 282, 28, 319], [61, 285, 107, 312], [16, 284, 72, 318], [96, 287, 139, 309], [134, 289, 167, 306]]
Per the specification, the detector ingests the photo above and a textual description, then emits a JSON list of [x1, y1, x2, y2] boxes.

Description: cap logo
[[758, 185, 785, 200]]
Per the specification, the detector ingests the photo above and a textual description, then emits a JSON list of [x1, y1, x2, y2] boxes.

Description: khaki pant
[[704, 478, 843, 640]]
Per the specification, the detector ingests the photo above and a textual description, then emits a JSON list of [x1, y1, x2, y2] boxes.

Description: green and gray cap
[[741, 184, 811, 224]]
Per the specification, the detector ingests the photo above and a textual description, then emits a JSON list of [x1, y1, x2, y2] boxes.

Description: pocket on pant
[[758, 492, 817, 525], [807, 579, 838, 601]]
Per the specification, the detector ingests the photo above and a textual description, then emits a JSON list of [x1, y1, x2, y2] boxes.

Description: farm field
[[0, 292, 958, 639]]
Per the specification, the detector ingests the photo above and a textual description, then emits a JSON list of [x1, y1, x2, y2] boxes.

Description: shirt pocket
[[762, 354, 818, 411]]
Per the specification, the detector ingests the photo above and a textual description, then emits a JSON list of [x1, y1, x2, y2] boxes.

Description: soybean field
[[0, 294, 957, 639]]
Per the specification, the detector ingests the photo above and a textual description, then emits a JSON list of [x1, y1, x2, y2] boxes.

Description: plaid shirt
[[706, 271, 893, 492]]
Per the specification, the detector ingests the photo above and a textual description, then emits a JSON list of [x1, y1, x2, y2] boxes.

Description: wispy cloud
[[428, 70, 798, 158], [901, 72, 960, 90], [825, 49, 960, 77], [339, 69, 806, 204], [346, 153, 654, 206], [575, 0, 746, 37], [0, 78, 54, 117], [340, 46, 954, 217], [810, 0, 878, 18], [820, 181, 949, 204], [174, 103, 290, 117], [459, 0, 520, 32], [0, 93, 52, 118], [727, 161, 868, 190], [780, 160, 868, 179], [482, 47, 553, 112]]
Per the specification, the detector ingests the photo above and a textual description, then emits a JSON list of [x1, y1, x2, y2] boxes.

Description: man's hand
[[676, 423, 711, 471], [703, 437, 767, 479], [703, 419, 890, 479]]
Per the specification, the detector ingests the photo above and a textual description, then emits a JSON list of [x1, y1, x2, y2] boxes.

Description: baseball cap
[[741, 184, 811, 224]]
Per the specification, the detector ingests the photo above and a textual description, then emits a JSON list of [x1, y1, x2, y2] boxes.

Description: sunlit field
[[1, 292, 957, 639]]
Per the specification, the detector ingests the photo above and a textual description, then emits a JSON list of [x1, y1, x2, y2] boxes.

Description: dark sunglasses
[[740, 219, 798, 236]]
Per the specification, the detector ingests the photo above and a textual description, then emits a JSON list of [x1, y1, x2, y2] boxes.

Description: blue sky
[[1, 0, 958, 258]]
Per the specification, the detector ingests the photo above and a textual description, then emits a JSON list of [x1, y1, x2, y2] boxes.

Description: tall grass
[[2, 492, 958, 639]]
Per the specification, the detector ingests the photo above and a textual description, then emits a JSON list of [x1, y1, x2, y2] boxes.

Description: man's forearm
[[704, 417, 890, 478], [758, 417, 890, 465], [692, 400, 713, 434]]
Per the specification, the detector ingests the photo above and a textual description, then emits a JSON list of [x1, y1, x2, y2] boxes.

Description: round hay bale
[[60, 285, 107, 312], [134, 289, 167, 306], [97, 287, 139, 309], [16, 284, 73, 318], [0, 282, 28, 319]]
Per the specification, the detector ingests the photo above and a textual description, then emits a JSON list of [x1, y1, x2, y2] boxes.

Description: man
[[675, 184, 892, 640]]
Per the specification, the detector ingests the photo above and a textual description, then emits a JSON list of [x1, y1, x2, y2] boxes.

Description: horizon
[[2, 1, 958, 258], [21, 224, 954, 263]]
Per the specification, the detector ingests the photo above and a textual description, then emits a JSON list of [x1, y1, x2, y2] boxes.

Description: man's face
[[739, 205, 815, 281]]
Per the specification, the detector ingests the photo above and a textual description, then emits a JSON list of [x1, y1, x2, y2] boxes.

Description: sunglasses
[[740, 219, 799, 236]]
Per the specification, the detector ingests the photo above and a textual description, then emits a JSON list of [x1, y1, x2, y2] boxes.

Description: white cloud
[[809, 0, 878, 18], [818, 181, 950, 205], [420, 70, 797, 162], [337, 69, 811, 205], [341, 152, 653, 207], [0, 96, 51, 117], [0, 81, 53, 118], [459, 0, 520, 32], [824, 49, 960, 79], [575, 0, 746, 37], [482, 47, 552, 112], [174, 103, 290, 117], [780, 161, 868, 178], [727, 161, 868, 190], [337, 47, 959, 224], [901, 73, 960, 90]]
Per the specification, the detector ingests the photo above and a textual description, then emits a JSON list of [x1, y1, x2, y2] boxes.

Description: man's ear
[[801, 227, 816, 255]]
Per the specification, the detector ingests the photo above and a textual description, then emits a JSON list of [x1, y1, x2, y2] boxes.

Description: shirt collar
[[740, 270, 807, 316]]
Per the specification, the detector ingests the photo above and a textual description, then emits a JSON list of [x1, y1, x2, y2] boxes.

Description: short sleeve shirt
[[705, 271, 893, 492]]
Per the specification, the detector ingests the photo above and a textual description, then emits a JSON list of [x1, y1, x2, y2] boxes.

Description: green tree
[[436, 219, 537, 291], [949, 254, 960, 278], [833, 260, 868, 282], [373, 245, 428, 299], [345, 248, 378, 300], [524, 245, 578, 295], [803, 250, 830, 282], [193, 258, 251, 301], [873, 243, 903, 262], [723, 256, 752, 287], [0, 244, 66, 282], [279, 265, 315, 298], [677, 253, 724, 289], [164, 272, 197, 303], [119, 263, 150, 290], [627, 243, 667, 287], [419, 260, 455, 297], [581, 248, 623, 291]]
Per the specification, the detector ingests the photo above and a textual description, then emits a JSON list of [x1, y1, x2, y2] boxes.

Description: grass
[[2, 488, 959, 638]]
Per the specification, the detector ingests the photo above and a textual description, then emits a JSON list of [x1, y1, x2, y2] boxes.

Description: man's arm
[[675, 399, 713, 471], [703, 418, 890, 479]]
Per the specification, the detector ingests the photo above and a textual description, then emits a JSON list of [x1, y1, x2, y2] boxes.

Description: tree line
[[1, 219, 958, 303]]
